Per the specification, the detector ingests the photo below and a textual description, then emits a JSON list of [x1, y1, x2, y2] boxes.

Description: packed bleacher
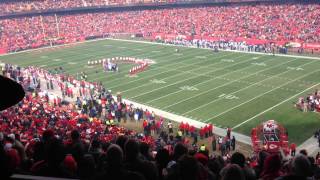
[[0, 0, 286, 15], [0, 0, 83, 15], [0, 3, 319, 53], [0, 0, 176, 15]]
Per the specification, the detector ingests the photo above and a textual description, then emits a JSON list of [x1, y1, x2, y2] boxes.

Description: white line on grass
[[161, 56, 293, 109], [216, 77, 307, 92], [107, 53, 239, 90], [232, 81, 320, 129], [180, 58, 311, 115], [74, 45, 173, 80], [205, 67, 319, 122], [18, 48, 108, 67], [146, 56, 278, 104], [92, 50, 233, 86], [126, 54, 254, 96]]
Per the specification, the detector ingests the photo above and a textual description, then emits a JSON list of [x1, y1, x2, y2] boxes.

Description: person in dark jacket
[[124, 139, 158, 180], [95, 144, 145, 180]]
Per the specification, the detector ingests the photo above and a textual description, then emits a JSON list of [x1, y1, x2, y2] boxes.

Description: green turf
[[1, 39, 320, 145]]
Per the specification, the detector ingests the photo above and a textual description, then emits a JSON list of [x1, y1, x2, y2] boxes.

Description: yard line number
[[219, 93, 239, 100]]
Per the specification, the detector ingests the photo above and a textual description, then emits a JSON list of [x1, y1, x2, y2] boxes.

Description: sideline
[[1, 37, 320, 60], [121, 97, 253, 145], [108, 38, 320, 60], [38, 76, 253, 145]]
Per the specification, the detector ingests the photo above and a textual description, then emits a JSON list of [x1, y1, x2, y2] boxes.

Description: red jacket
[[199, 128, 205, 136], [189, 125, 195, 133], [185, 123, 189, 131], [208, 124, 213, 132], [179, 122, 185, 130], [143, 120, 148, 128]]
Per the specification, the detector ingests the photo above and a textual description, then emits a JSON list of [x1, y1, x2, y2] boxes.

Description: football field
[[1, 39, 320, 145]]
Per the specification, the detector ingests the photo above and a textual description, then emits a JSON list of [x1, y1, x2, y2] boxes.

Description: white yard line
[[127, 54, 255, 97], [146, 56, 277, 104], [66, 43, 162, 76], [119, 54, 248, 94], [86, 50, 168, 81], [205, 66, 318, 122], [162, 56, 292, 110], [232, 81, 320, 129], [216, 77, 302, 93], [182, 58, 314, 115], [17, 50, 104, 68], [105, 52, 235, 89]]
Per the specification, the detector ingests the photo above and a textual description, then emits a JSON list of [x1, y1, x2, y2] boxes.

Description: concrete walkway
[[297, 136, 320, 156]]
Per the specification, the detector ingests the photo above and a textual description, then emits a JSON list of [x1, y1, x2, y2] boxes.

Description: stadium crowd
[[0, 0, 178, 15], [0, 0, 83, 14], [2, 64, 320, 180], [1, 3, 320, 52], [1, 1, 320, 179]]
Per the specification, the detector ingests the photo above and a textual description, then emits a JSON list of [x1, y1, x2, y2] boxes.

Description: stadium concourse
[[0, 3, 319, 53]]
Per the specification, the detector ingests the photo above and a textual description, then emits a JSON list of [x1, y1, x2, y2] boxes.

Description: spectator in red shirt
[[179, 122, 185, 135]]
